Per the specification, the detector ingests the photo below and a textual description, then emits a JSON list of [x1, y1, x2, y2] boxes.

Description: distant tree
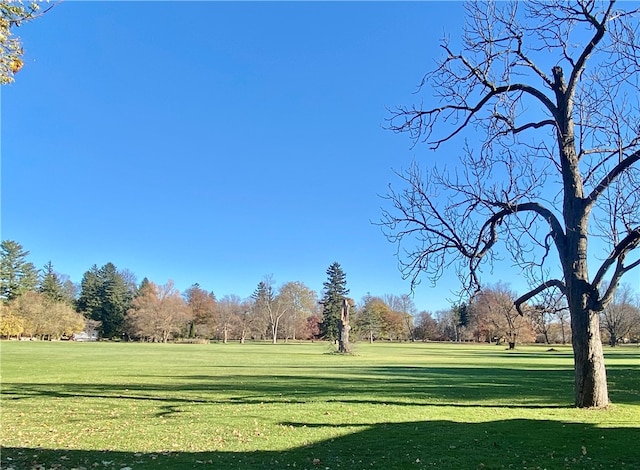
[[355, 294, 387, 343], [319, 262, 349, 341], [38, 261, 75, 305], [385, 294, 417, 341], [0, 302, 24, 338], [469, 284, 535, 348], [450, 303, 469, 343], [413, 311, 438, 341], [216, 295, 242, 343], [77, 263, 132, 338], [381, 0, 640, 407], [0, 240, 38, 302], [528, 287, 567, 344], [127, 280, 191, 343], [252, 276, 289, 344], [278, 281, 318, 341], [8, 291, 84, 340], [236, 301, 257, 344], [600, 283, 640, 346], [380, 308, 405, 341], [302, 314, 321, 340], [184, 283, 216, 338]]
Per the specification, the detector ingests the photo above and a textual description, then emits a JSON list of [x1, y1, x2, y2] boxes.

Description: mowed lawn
[[1, 341, 638, 469]]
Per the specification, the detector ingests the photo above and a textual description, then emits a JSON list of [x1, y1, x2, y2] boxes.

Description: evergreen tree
[[38, 261, 71, 304], [76, 262, 132, 338], [451, 303, 469, 342], [77, 265, 101, 315], [355, 293, 386, 343], [319, 262, 349, 341], [0, 240, 38, 302]]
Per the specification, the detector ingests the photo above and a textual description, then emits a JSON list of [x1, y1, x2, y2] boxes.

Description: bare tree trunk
[[271, 318, 278, 344], [564, 219, 609, 407], [571, 304, 608, 407], [338, 299, 352, 353]]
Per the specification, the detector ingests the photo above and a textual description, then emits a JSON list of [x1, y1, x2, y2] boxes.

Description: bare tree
[[237, 300, 257, 344], [381, 1, 640, 407], [530, 286, 568, 344], [252, 276, 290, 344], [216, 295, 242, 343], [600, 283, 640, 346]]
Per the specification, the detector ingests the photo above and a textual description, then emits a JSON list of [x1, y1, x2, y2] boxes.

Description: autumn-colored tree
[[413, 311, 438, 341], [127, 280, 191, 343], [184, 283, 216, 338], [0, 1, 49, 84], [302, 314, 321, 340], [469, 284, 535, 348], [385, 294, 417, 341], [0, 302, 23, 338], [7, 291, 84, 339]]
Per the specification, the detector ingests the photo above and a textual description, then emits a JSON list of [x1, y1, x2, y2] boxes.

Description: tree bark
[[338, 298, 352, 353], [571, 304, 609, 407]]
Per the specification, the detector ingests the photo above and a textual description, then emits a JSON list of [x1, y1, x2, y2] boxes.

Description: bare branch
[[586, 149, 640, 207], [593, 227, 640, 298], [514, 279, 566, 316]]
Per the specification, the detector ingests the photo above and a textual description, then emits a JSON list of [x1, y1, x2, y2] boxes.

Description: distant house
[[72, 330, 99, 342]]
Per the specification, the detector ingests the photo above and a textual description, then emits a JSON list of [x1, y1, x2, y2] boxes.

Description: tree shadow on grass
[[2, 418, 639, 469], [4, 364, 638, 408], [0, 366, 575, 405]]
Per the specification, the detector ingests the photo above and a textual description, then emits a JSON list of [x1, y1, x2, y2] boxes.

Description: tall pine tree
[[76, 262, 132, 338], [38, 261, 74, 304], [0, 240, 38, 302], [319, 262, 349, 341]]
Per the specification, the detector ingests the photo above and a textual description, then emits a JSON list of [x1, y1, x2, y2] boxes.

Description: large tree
[[76, 263, 132, 338], [381, 1, 640, 407], [0, 240, 38, 302], [319, 262, 349, 341], [7, 291, 84, 340], [184, 283, 216, 338], [278, 281, 318, 341], [127, 280, 191, 343]]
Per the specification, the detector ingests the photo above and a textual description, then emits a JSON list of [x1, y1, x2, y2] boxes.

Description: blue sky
[[2, 1, 592, 312]]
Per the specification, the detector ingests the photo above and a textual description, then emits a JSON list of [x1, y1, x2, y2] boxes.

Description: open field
[[1, 341, 639, 469]]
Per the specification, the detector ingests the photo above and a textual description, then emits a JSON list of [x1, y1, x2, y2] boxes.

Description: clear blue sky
[[2, 1, 568, 311]]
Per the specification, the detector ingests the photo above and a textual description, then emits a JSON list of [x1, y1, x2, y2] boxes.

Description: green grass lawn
[[1, 341, 638, 469]]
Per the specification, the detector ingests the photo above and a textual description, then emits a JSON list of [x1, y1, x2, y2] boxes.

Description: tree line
[[1, 239, 638, 346]]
